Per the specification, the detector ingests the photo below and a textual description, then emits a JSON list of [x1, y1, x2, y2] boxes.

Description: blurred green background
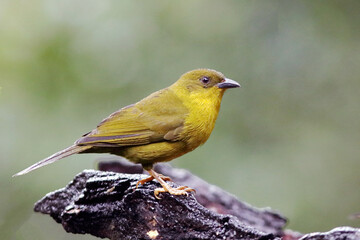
[[1, 0, 360, 239]]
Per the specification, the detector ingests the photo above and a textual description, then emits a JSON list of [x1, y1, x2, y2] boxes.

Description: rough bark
[[299, 227, 360, 240], [98, 159, 287, 235], [33, 159, 360, 240]]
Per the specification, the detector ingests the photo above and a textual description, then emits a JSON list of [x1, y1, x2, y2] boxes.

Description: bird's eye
[[200, 76, 210, 85]]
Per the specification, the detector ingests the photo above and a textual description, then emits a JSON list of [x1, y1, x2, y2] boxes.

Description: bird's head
[[172, 69, 240, 97]]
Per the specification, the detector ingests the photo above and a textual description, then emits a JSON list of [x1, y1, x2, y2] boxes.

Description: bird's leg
[[136, 173, 172, 189], [147, 169, 195, 199]]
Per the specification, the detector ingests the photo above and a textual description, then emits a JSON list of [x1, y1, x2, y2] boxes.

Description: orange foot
[[136, 174, 172, 189], [154, 185, 196, 199], [141, 169, 196, 199]]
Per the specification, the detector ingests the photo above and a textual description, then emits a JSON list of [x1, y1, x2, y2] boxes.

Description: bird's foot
[[136, 174, 172, 189], [143, 168, 196, 199], [154, 185, 196, 199]]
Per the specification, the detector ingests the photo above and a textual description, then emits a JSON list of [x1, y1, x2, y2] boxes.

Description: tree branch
[[33, 159, 360, 240]]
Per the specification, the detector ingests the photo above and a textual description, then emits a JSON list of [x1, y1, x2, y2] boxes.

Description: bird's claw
[[154, 186, 196, 199]]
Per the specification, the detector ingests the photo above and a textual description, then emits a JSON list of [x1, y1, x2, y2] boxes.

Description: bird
[[14, 68, 240, 198]]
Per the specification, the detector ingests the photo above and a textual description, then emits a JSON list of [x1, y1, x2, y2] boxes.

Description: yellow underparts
[[124, 85, 225, 167], [174, 85, 224, 149], [122, 141, 187, 166]]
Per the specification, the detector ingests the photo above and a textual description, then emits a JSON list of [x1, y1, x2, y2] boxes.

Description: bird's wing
[[76, 88, 188, 147]]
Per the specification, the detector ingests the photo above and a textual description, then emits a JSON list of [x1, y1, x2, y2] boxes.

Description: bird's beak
[[217, 78, 241, 89]]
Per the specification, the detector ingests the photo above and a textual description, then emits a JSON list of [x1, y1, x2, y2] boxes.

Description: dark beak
[[217, 78, 241, 89]]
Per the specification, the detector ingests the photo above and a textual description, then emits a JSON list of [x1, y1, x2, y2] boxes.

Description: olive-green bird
[[14, 69, 240, 197]]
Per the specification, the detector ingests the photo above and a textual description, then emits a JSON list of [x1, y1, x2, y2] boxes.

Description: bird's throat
[[177, 88, 224, 149]]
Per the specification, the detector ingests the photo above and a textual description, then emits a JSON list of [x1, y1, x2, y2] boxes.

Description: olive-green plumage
[[14, 69, 240, 196]]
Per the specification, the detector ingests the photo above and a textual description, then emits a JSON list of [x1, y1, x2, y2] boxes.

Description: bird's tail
[[13, 145, 92, 177]]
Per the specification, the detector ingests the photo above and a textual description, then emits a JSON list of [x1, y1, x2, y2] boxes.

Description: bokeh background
[[1, 1, 360, 239]]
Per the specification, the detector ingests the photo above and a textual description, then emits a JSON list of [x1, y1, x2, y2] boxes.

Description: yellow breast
[[174, 86, 224, 150]]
